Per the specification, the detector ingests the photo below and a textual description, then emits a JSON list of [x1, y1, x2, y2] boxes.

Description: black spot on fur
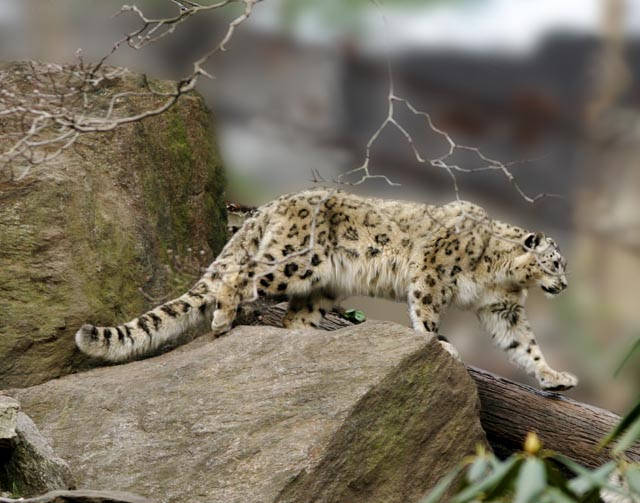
[[311, 254, 321, 266], [149, 313, 162, 330], [284, 263, 299, 277], [300, 270, 313, 280], [124, 325, 134, 344], [375, 233, 390, 246], [367, 247, 381, 257], [507, 341, 520, 350], [422, 294, 433, 305], [329, 213, 347, 225], [161, 305, 178, 318], [423, 321, 438, 332], [277, 282, 288, 291], [287, 224, 299, 238], [103, 328, 112, 342], [451, 265, 462, 276], [298, 208, 310, 218], [344, 226, 359, 240], [137, 317, 151, 336], [282, 245, 295, 256], [178, 301, 191, 313], [263, 253, 275, 262], [260, 278, 271, 288], [363, 211, 379, 227]]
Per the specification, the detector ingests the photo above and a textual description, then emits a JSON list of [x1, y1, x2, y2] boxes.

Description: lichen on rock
[[0, 61, 227, 388]]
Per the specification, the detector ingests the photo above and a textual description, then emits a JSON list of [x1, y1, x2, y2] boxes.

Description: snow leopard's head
[[522, 232, 568, 297]]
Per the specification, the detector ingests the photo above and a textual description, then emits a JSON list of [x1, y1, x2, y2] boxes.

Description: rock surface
[[0, 412, 75, 497], [0, 489, 150, 503], [10, 321, 487, 503], [0, 61, 227, 388], [0, 396, 19, 448]]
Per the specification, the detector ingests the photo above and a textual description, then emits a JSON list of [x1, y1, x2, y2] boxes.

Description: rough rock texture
[[0, 61, 227, 388], [10, 321, 487, 503], [0, 396, 19, 448], [0, 489, 150, 503], [0, 412, 74, 497]]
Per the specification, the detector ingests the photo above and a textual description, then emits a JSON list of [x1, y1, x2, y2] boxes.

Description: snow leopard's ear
[[523, 231, 544, 251]]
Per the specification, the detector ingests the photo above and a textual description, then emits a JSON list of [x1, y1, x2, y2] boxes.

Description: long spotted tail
[[75, 279, 214, 361]]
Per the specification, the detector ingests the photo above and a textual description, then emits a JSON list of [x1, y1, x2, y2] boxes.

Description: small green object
[[343, 308, 366, 323]]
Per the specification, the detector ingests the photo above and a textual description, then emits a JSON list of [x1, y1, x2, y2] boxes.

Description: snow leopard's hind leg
[[282, 291, 340, 329], [407, 277, 458, 357]]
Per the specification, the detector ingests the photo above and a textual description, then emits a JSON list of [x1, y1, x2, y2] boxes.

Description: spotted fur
[[76, 189, 577, 390]]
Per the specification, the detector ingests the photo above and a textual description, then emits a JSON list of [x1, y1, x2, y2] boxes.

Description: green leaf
[[613, 417, 640, 455], [514, 458, 547, 503], [614, 336, 640, 376], [601, 399, 640, 448], [419, 465, 464, 503], [467, 457, 489, 483], [544, 487, 579, 503], [561, 460, 617, 496], [451, 457, 522, 503], [627, 465, 640, 495]]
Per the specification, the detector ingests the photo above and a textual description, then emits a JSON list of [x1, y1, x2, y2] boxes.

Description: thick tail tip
[[75, 324, 108, 359], [75, 323, 96, 345]]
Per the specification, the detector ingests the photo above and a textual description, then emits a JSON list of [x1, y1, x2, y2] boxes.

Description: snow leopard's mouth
[[541, 285, 563, 296]]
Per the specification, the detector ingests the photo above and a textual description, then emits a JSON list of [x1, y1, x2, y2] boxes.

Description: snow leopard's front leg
[[475, 294, 578, 391]]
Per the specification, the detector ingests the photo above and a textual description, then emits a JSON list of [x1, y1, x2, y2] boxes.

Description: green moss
[[135, 99, 227, 259], [277, 346, 486, 503], [0, 68, 228, 387]]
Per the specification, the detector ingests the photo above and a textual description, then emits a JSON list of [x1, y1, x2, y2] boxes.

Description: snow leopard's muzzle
[[541, 278, 568, 296]]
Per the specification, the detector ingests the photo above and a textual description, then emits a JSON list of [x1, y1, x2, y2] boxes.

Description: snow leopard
[[76, 188, 577, 391]]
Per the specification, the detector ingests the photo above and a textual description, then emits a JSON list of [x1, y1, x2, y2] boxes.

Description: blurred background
[[1, 0, 639, 412]]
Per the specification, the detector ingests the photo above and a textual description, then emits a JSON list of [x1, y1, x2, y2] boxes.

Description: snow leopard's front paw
[[437, 335, 461, 361], [538, 369, 578, 391]]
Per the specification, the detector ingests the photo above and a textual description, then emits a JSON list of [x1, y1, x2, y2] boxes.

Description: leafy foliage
[[420, 433, 640, 503]]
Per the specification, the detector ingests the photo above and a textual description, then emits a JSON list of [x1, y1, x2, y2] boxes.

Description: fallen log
[[237, 302, 640, 467]]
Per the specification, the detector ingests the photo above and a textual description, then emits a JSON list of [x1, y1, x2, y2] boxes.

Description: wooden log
[[236, 302, 640, 466], [468, 366, 640, 466]]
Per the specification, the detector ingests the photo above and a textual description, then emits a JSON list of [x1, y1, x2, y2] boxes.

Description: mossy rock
[[0, 62, 227, 388]]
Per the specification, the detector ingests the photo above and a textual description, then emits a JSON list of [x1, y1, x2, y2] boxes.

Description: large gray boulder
[[0, 412, 75, 497], [0, 61, 227, 388], [9, 321, 487, 503], [0, 396, 19, 449]]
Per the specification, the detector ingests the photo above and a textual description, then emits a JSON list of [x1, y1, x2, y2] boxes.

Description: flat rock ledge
[[9, 321, 487, 503]]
